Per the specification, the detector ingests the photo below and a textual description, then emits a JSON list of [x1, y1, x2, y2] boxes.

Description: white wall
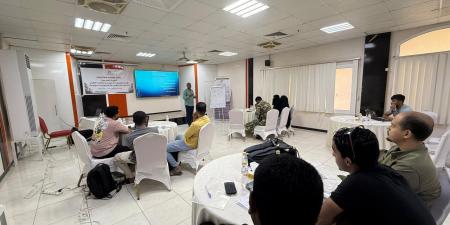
[[214, 38, 366, 130], [12, 47, 75, 130], [217, 60, 246, 109]]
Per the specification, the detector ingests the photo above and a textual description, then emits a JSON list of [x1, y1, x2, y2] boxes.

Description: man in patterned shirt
[[245, 96, 272, 134]]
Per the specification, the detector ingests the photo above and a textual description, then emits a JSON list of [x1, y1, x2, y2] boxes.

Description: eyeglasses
[[336, 126, 364, 160]]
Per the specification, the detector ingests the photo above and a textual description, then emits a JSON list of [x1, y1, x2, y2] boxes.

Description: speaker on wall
[[265, 60, 271, 67]]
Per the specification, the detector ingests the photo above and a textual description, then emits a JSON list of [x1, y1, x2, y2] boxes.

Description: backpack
[[87, 164, 122, 199], [244, 138, 299, 164]]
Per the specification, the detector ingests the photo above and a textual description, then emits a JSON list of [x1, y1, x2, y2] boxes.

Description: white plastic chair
[[178, 123, 214, 172], [254, 109, 279, 140], [228, 109, 245, 140], [277, 107, 290, 136], [133, 133, 171, 200], [430, 130, 450, 168], [288, 106, 295, 136], [422, 111, 438, 123], [430, 168, 450, 225], [71, 131, 118, 187]]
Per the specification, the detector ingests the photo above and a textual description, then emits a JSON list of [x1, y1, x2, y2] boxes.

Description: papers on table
[[236, 193, 250, 210]]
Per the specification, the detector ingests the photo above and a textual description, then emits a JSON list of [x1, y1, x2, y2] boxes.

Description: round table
[[327, 116, 392, 150], [244, 110, 255, 124], [147, 121, 178, 142], [192, 153, 344, 225]]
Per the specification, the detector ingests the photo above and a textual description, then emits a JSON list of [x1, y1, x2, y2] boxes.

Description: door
[[33, 79, 60, 131]]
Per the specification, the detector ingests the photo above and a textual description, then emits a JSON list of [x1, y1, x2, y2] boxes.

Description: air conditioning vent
[[105, 33, 131, 42], [257, 41, 281, 48], [77, 0, 129, 14], [194, 59, 208, 63], [25, 55, 31, 69], [265, 31, 288, 37]]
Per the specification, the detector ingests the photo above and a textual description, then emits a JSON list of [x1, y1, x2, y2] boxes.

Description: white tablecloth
[[244, 110, 255, 124], [192, 153, 344, 225], [327, 116, 392, 150], [147, 121, 178, 142]]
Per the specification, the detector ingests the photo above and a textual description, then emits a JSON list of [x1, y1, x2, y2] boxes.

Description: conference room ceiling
[[1, 0, 450, 65]]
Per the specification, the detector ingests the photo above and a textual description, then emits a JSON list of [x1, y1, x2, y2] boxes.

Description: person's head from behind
[[272, 95, 280, 105], [196, 102, 207, 116], [332, 126, 380, 173], [280, 95, 289, 107], [391, 94, 406, 109], [103, 106, 119, 120], [387, 112, 434, 145], [186, 82, 191, 89], [133, 111, 147, 127], [249, 154, 323, 225], [255, 96, 262, 104]]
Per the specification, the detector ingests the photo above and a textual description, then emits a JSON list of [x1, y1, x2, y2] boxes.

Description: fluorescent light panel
[[219, 51, 238, 56], [136, 52, 155, 58], [320, 22, 354, 34], [223, 0, 269, 18], [74, 18, 111, 32], [186, 60, 198, 64], [71, 48, 93, 55]]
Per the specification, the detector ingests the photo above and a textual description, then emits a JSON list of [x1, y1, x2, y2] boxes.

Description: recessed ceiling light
[[74, 18, 111, 32], [223, 0, 269, 18], [92, 21, 103, 31], [219, 52, 238, 56], [30, 63, 46, 68], [70, 47, 94, 56], [70, 49, 76, 54], [136, 52, 155, 58], [186, 60, 198, 64], [320, 22, 354, 34], [100, 23, 111, 32]]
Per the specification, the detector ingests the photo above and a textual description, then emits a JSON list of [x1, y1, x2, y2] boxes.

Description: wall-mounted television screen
[[134, 70, 179, 97]]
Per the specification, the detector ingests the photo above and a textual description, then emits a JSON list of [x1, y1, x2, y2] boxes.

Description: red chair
[[39, 117, 72, 151]]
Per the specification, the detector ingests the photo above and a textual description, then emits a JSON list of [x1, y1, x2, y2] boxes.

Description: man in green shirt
[[183, 82, 196, 125], [379, 111, 441, 206]]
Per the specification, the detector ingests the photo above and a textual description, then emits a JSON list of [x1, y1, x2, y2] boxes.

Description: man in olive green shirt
[[379, 111, 441, 206]]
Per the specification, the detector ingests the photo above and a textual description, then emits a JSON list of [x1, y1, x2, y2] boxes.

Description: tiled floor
[[1, 123, 449, 225]]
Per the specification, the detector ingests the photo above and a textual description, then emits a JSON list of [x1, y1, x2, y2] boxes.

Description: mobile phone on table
[[224, 182, 237, 195]]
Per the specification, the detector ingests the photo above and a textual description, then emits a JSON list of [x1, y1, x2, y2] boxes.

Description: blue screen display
[[134, 70, 179, 97]]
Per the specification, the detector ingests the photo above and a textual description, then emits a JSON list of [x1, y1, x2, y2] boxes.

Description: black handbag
[[244, 138, 299, 164]]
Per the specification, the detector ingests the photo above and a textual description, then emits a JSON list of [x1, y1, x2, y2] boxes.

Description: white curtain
[[392, 52, 450, 124], [262, 62, 336, 113]]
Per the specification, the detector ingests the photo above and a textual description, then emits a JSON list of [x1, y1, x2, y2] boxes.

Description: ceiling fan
[[177, 51, 208, 64]]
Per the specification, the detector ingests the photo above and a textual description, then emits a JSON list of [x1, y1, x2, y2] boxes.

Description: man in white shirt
[[383, 94, 412, 121]]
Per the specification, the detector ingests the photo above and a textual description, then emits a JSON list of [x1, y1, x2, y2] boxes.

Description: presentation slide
[[134, 70, 179, 97]]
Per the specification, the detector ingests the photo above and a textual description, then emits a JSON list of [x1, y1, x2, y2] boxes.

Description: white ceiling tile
[[157, 13, 197, 28], [173, 0, 218, 20], [275, 0, 338, 22], [384, 0, 431, 11], [0, 15, 33, 27], [21, 0, 75, 17], [121, 1, 168, 22], [186, 21, 221, 34], [200, 11, 242, 28], [114, 16, 156, 32], [321, 0, 384, 12]]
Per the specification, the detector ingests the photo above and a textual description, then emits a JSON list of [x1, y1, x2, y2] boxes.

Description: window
[[334, 61, 357, 114], [400, 28, 450, 56]]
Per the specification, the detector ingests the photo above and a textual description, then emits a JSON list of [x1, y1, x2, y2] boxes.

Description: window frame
[[334, 61, 357, 115]]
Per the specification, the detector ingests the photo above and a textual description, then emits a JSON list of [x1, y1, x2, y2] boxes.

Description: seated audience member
[[383, 94, 412, 121], [167, 102, 210, 176], [379, 111, 441, 206], [113, 111, 158, 182], [91, 106, 130, 159], [317, 127, 436, 225], [250, 154, 323, 225], [279, 95, 292, 128], [272, 94, 281, 112], [245, 96, 272, 134]]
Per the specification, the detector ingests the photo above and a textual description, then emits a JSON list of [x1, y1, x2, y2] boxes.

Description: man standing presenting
[[183, 82, 196, 126]]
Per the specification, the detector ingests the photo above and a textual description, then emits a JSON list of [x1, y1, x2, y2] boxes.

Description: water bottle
[[166, 115, 169, 121], [241, 152, 249, 175]]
